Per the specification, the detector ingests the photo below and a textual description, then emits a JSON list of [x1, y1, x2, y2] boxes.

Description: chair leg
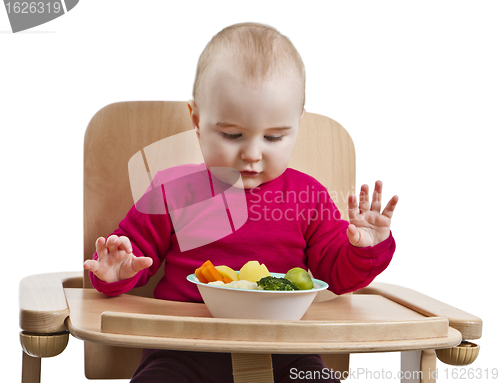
[[231, 353, 274, 383], [420, 350, 437, 383], [401, 350, 437, 383], [22, 351, 41, 383]]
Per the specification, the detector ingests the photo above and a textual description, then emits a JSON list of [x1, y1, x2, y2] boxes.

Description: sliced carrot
[[195, 267, 209, 283], [222, 276, 233, 284], [195, 260, 215, 283], [199, 260, 214, 269], [202, 264, 224, 282]]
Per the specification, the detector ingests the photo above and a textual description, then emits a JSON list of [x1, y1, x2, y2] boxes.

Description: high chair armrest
[[19, 271, 83, 333], [357, 282, 482, 340]]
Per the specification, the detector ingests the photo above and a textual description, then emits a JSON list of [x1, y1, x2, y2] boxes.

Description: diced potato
[[239, 261, 270, 283], [215, 265, 239, 282], [261, 263, 271, 277]]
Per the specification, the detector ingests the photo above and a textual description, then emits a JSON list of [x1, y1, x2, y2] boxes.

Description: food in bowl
[[187, 260, 328, 320], [284, 267, 314, 290], [238, 260, 270, 282], [186, 271, 328, 320], [215, 265, 239, 282], [257, 276, 298, 291], [195, 260, 234, 283], [194, 260, 314, 291]]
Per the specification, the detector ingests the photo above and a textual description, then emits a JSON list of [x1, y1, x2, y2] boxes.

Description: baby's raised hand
[[347, 181, 398, 247], [83, 235, 153, 283]]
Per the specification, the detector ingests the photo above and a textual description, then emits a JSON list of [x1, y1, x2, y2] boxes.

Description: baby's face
[[189, 69, 305, 189]]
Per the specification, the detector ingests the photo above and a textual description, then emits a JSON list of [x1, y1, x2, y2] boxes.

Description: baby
[[84, 22, 398, 383]]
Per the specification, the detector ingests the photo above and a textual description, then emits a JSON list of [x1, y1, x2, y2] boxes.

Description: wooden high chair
[[19, 101, 482, 383]]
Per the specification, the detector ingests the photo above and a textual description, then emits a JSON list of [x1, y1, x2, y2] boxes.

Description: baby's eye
[[221, 132, 242, 140], [265, 135, 283, 142]]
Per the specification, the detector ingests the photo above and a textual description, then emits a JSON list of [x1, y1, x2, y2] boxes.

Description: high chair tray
[[64, 288, 462, 353]]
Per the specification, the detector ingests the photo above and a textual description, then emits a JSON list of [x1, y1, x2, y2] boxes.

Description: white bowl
[[187, 272, 328, 320]]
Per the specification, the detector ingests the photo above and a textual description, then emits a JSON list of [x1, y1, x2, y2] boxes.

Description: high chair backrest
[[82, 101, 355, 378]]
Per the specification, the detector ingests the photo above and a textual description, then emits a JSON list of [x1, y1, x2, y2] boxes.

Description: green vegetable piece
[[284, 268, 314, 290], [256, 276, 299, 291]]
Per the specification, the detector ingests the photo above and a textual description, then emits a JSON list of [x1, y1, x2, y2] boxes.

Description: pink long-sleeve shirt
[[89, 164, 395, 302]]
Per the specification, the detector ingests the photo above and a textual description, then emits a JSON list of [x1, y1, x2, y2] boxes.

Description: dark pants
[[131, 349, 341, 383]]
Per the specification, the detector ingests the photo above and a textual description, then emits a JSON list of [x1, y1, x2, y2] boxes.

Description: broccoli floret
[[257, 276, 299, 291]]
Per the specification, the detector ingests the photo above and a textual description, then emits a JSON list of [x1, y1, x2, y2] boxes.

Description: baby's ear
[[300, 108, 306, 120], [187, 100, 200, 136], [187, 99, 196, 117]]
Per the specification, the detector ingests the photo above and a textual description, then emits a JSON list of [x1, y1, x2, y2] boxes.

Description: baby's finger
[[358, 184, 370, 213], [382, 195, 399, 219], [95, 237, 108, 259], [371, 180, 383, 213], [117, 236, 133, 253], [348, 194, 360, 220], [106, 235, 120, 252]]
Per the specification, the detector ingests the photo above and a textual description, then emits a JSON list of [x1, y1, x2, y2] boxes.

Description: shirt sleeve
[[89, 184, 172, 296], [303, 184, 396, 295]]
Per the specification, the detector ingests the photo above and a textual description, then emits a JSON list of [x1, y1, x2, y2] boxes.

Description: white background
[[2, 1, 499, 381]]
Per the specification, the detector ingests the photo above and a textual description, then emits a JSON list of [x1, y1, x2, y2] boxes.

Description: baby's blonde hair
[[193, 22, 306, 112]]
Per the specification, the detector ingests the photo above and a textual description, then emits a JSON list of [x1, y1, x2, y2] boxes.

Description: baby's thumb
[[132, 256, 153, 272], [84, 259, 99, 273], [346, 224, 360, 246]]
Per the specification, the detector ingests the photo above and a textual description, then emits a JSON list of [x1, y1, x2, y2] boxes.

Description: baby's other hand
[[83, 235, 153, 283], [347, 181, 398, 247]]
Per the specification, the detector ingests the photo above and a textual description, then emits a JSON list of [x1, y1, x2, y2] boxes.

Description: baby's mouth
[[240, 170, 261, 177]]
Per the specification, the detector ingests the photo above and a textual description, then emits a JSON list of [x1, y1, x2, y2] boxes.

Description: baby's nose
[[240, 142, 262, 162]]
